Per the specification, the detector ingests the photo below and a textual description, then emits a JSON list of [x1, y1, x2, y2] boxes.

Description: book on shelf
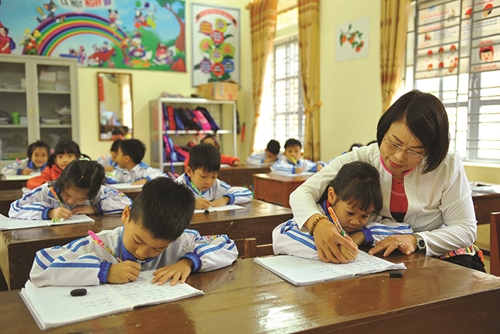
[[255, 251, 407, 286], [20, 270, 204, 330]]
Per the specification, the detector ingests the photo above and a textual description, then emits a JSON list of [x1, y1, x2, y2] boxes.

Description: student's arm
[[1, 158, 27, 175], [142, 167, 167, 182], [272, 219, 320, 259], [26, 166, 52, 189], [9, 185, 55, 220], [270, 160, 296, 174], [216, 180, 253, 205], [355, 217, 414, 247], [89, 186, 133, 215], [246, 152, 265, 165], [220, 154, 240, 166]]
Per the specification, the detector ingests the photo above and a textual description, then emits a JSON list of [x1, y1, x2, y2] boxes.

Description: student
[[246, 139, 284, 165], [97, 139, 122, 172], [183, 134, 240, 168], [10, 160, 132, 220], [105, 139, 166, 185], [176, 144, 252, 210], [26, 140, 81, 189], [1, 140, 50, 175], [270, 138, 325, 174], [29, 177, 238, 287], [273, 161, 411, 259]]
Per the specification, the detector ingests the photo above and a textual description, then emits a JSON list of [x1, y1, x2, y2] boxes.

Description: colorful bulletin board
[[191, 2, 240, 87], [0, 0, 187, 72]]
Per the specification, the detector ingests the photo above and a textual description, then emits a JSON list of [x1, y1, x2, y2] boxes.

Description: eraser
[[70, 288, 87, 297], [204, 209, 209, 214], [389, 271, 403, 278]]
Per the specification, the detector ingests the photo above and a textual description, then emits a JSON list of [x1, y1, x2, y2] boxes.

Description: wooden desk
[[472, 191, 500, 225], [218, 165, 270, 189], [253, 173, 311, 208], [0, 189, 23, 216], [1, 254, 499, 333], [0, 200, 292, 290], [0, 174, 31, 190]]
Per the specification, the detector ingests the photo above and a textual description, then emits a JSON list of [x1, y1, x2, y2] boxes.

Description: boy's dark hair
[[27, 140, 50, 159], [284, 138, 302, 150], [110, 139, 122, 152], [130, 177, 195, 241], [318, 161, 383, 214], [53, 160, 105, 201], [188, 144, 221, 173], [48, 140, 82, 166], [266, 140, 281, 155], [119, 139, 145, 164], [200, 134, 220, 150]]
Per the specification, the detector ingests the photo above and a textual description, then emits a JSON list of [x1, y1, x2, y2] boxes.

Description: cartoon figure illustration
[[33, 0, 58, 23], [108, 10, 121, 29], [60, 45, 86, 65], [101, 41, 110, 52], [133, 3, 157, 29], [480, 45, 494, 62], [153, 43, 174, 65], [77, 46, 86, 65], [88, 41, 116, 68], [134, 9, 148, 28], [0, 23, 15, 54], [483, 3, 493, 18]]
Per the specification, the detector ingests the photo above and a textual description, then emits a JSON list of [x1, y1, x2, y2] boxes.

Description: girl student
[[272, 161, 412, 260], [1, 140, 50, 175], [10, 159, 132, 220], [26, 140, 81, 189]]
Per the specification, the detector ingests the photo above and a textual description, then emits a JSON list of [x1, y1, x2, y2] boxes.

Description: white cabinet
[[150, 97, 237, 171], [0, 54, 79, 166]]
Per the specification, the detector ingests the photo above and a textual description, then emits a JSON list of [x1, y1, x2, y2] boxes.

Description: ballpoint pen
[[88, 230, 123, 262], [327, 206, 347, 238]]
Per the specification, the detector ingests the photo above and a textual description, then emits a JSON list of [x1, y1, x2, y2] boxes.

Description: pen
[[327, 206, 347, 238], [49, 186, 69, 221], [291, 157, 298, 166], [88, 230, 123, 262], [190, 181, 203, 197]]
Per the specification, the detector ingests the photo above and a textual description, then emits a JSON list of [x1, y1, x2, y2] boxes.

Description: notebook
[[20, 270, 204, 330], [0, 214, 95, 230], [107, 183, 144, 190], [194, 204, 244, 214], [255, 251, 406, 286]]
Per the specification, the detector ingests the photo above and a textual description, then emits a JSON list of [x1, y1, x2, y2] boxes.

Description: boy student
[[105, 139, 166, 185], [271, 138, 325, 175], [176, 144, 252, 210], [29, 177, 238, 287], [97, 139, 122, 172], [246, 139, 284, 165]]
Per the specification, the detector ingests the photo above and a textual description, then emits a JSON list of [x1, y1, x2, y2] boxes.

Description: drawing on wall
[[0, 0, 186, 72], [191, 2, 240, 87], [335, 16, 370, 63]]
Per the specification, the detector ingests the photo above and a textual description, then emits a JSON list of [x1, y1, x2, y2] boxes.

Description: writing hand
[[107, 261, 141, 284], [21, 168, 34, 175], [295, 167, 304, 174], [368, 235, 417, 257], [311, 218, 358, 263], [71, 205, 96, 215], [195, 198, 211, 209], [210, 197, 230, 207], [48, 207, 72, 219], [104, 166, 115, 172], [152, 258, 193, 286], [232, 160, 241, 166]]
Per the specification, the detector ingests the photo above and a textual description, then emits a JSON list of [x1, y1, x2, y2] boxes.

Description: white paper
[[194, 204, 244, 214], [2, 172, 41, 180], [255, 252, 406, 286], [0, 214, 95, 230], [106, 183, 144, 190]]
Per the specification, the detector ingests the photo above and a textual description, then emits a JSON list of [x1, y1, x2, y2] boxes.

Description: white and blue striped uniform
[[30, 226, 238, 287], [176, 173, 253, 205], [1, 157, 46, 175], [96, 154, 120, 170], [246, 151, 285, 165], [272, 199, 413, 259], [9, 183, 132, 220], [105, 162, 166, 184], [270, 158, 325, 175]]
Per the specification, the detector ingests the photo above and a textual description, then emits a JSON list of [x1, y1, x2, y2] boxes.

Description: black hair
[[284, 138, 302, 150], [376, 90, 449, 174], [110, 139, 122, 152], [366, 140, 377, 146], [53, 160, 105, 201], [266, 140, 281, 155], [200, 134, 220, 150], [27, 140, 50, 159], [119, 139, 145, 164], [318, 161, 383, 214], [349, 143, 363, 151], [188, 144, 221, 173], [129, 177, 195, 241], [47, 140, 81, 167]]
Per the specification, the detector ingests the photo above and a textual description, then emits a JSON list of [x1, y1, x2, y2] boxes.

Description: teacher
[[290, 90, 484, 272]]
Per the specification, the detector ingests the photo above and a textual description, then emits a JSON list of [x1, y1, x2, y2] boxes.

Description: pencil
[[291, 157, 298, 166], [190, 181, 203, 197], [49, 186, 69, 221], [88, 230, 122, 262], [327, 206, 347, 238]]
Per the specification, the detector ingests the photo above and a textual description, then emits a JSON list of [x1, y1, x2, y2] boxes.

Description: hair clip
[[80, 157, 91, 161]]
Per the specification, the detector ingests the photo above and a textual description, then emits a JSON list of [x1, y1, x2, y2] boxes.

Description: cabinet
[[0, 54, 79, 167], [150, 98, 237, 172]]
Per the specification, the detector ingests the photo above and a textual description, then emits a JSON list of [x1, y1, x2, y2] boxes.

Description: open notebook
[[255, 251, 406, 286], [0, 214, 94, 230], [194, 204, 244, 214], [20, 270, 204, 330]]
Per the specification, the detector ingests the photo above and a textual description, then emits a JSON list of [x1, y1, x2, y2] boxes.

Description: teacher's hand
[[368, 235, 418, 257], [311, 217, 358, 264]]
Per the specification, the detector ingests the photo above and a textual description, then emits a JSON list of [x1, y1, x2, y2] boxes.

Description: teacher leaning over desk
[[290, 90, 485, 272]]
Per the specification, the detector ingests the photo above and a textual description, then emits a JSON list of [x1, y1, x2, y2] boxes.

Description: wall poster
[[335, 16, 370, 63]]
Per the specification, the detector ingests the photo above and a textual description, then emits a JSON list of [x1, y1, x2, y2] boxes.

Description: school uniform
[[105, 162, 166, 184], [270, 158, 324, 175], [9, 183, 132, 220], [96, 154, 120, 170], [176, 173, 253, 205], [272, 199, 413, 259], [1, 158, 46, 175], [26, 164, 63, 189], [246, 151, 285, 165], [30, 226, 238, 287]]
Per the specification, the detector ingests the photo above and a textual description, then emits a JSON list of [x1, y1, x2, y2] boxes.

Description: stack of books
[[56, 106, 71, 124], [55, 70, 70, 91], [38, 70, 57, 91]]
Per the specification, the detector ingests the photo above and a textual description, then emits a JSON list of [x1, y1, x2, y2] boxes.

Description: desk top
[[253, 172, 312, 182], [0, 254, 499, 333]]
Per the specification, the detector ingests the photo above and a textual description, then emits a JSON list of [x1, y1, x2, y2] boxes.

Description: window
[[404, 0, 500, 163]]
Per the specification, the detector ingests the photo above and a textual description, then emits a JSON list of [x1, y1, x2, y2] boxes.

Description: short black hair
[[110, 139, 122, 152], [200, 134, 220, 150], [129, 177, 195, 241], [377, 90, 449, 174], [266, 140, 280, 155], [119, 139, 145, 164], [27, 140, 50, 159], [318, 161, 383, 214], [188, 144, 221, 173], [349, 143, 363, 151], [54, 140, 81, 156], [284, 138, 302, 149], [53, 160, 105, 201]]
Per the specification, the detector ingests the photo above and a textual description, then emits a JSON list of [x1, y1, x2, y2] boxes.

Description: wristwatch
[[413, 234, 426, 252]]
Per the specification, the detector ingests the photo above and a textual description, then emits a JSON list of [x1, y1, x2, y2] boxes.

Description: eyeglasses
[[383, 138, 426, 161]]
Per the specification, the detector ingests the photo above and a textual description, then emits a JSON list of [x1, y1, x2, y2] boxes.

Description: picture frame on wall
[[191, 2, 240, 87]]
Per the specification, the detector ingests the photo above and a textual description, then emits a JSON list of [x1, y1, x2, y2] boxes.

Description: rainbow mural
[[27, 13, 128, 57]]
